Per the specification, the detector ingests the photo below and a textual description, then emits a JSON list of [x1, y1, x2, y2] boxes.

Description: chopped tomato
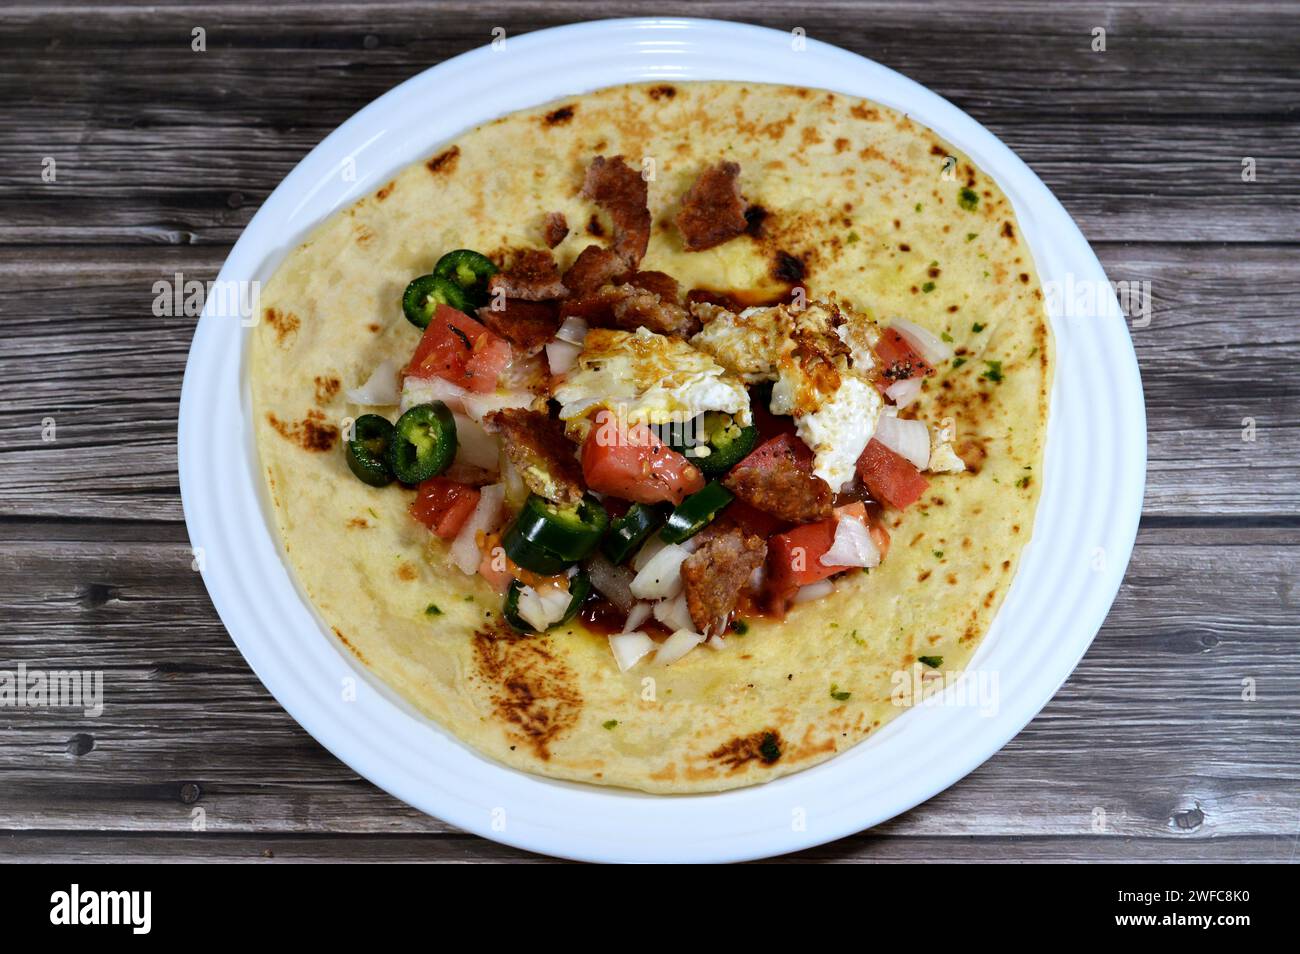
[[734, 431, 816, 472], [581, 409, 704, 505], [870, 521, 891, 562], [404, 303, 511, 393], [873, 328, 934, 393], [720, 497, 789, 539], [767, 502, 868, 594], [856, 439, 929, 510], [409, 477, 481, 539]]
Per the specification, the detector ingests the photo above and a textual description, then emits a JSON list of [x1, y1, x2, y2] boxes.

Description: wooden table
[[2, 1, 1296, 863]]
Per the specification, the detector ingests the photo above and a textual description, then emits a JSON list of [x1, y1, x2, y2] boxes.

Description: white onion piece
[[555, 315, 588, 345], [585, 552, 636, 612], [653, 593, 694, 633], [793, 579, 835, 603], [885, 376, 924, 409], [515, 583, 573, 631], [890, 317, 954, 364], [630, 543, 690, 600], [748, 564, 766, 593], [632, 534, 668, 572], [462, 389, 535, 423], [707, 635, 728, 650], [609, 631, 655, 672], [404, 375, 535, 422], [623, 601, 653, 633], [820, 512, 881, 568], [450, 483, 504, 575], [452, 413, 500, 471], [656, 629, 705, 666], [545, 339, 582, 375], [872, 414, 931, 470], [346, 359, 400, 406]]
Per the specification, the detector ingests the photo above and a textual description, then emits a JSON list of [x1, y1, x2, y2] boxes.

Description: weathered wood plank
[[0, 523, 1294, 843], [0, 4, 1296, 245], [1, 243, 1294, 521], [1, 831, 1293, 863]]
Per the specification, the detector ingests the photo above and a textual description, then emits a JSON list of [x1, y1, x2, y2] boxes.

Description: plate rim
[[178, 16, 1146, 863]]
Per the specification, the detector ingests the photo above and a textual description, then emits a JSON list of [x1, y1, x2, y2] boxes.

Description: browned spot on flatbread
[[427, 145, 460, 175], [708, 729, 783, 771], [266, 410, 338, 452], [648, 84, 676, 100], [313, 375, 340, 405], [376, 180, 396, 201], [850, 103, 880, 121], [544, 104, 575, 126], [264, 307, 299, 345], [1001, 220, 1015, 239], [332, 626, 367, 664], [772, 250, 805, 284], [473, 626, 581, 760], [396, 562, 417, 581], [346, 517, 369, 529]]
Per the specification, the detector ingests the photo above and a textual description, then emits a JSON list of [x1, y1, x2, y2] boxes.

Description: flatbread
[[249, 81, 1052, 793]]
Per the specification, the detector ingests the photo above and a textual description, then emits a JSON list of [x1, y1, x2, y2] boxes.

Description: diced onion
[[820, 512, 881, 568], [653, 593, 694, 632], [450, 483, 504, 575], [623, 601, 653, 633], [630, 543, 690, 600], [609, 630, 655, 672], [707, 635, 727, 651], [885, 376, 924, 409], [655, 629, 705, 666], [632, 534, 668, 572], [452, 413, 500, 471], [515, 582, 573, 631], [403, 375, 534, 422], [872, 414, 931, 470], [891, 317, 954, 364], [346, 360, 400, 406], [545, 339, 582, 375], [793, 579, 835, 603], [555, 316, 588, 345], [584, 552, 637, 613]]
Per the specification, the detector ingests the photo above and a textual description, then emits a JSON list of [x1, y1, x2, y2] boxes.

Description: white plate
[[179, 17, 1145, 862]]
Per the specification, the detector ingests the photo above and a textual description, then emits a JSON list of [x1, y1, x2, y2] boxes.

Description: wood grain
[[0, 0, 1296, 863]]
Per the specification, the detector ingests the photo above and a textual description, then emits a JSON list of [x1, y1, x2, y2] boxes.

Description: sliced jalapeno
[[345, 414, 395, 487], [433, 249, 498, 307], [509, 494, 609, 563], [669, 412, 758, 478], [385, 402, 457, 485], [601, 503, 666, 564], [502, 521, 571, 576], [503, 571, 592, 634], [402, 274, 472, 329], [661, 481, 734, 544]]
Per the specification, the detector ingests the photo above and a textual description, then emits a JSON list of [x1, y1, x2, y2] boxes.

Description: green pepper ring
[[345, 414, 395, 487], [433, 249, 499, 307], [402, 274, 472, 329], [601, 502, 666, 564], [385, 401, 457, 485], [661, 481, 735, 544], [694, 423, 759, 478], [503, 571, 592, 634], [501, 521, 572, 576], [511, 494, 609, 563]]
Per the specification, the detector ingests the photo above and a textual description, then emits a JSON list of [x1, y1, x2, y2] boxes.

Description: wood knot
[[65, 733, 94, 756], [1170, 803, 1205, 831], [180, 782, 202, 804], [80, 582, 119, 608]]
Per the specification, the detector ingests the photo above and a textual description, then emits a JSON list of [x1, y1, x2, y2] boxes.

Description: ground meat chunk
[[542, 211, 568, 248], [562, 244, 630, 296], [485, 408, 585, 504], [581, 156, 651, 268], [560, 281, 698, 338], [487, 248, 568, 301], [476, 299, 560, 356], [675, 161, 749, 252], [610, 285, 699, 338], [626, 270, 681, 303], [723, 437, 834, 523], [680, 525, 767, 635]]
